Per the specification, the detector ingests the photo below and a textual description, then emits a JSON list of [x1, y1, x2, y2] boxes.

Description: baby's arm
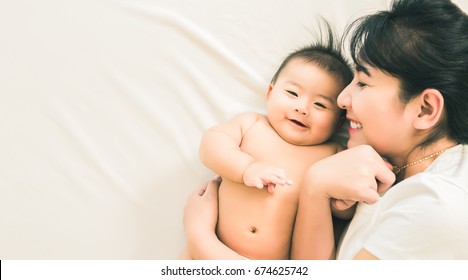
[[199, 112, 258, 183], [243, 162, 293, 192], [200, 112, 292, 191]]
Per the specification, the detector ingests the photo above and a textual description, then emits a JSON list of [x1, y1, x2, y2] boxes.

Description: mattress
[[1, 0, 466, 259]]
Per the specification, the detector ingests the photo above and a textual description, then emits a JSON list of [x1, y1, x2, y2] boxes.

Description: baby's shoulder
[[233, 111, 266, 131], [234, 111, 264, 122]]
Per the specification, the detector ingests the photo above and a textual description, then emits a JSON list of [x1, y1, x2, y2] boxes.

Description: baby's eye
[[314, 102, 327, 109], [286, 90, 298, 97]]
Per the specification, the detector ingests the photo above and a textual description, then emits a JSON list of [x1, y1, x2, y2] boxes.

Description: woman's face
[[337, 64, 415, 158]]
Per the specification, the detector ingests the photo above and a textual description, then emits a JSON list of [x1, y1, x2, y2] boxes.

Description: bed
[[1, 0, 466, 259]]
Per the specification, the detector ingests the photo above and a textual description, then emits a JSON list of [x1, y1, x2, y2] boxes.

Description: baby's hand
[[242, 162, 293, 193]]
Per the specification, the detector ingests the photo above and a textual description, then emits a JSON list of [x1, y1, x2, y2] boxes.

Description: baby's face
[[266, 58, 343, 146]]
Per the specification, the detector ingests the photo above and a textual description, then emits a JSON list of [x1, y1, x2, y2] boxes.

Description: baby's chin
[[281, 136, 325, 146]]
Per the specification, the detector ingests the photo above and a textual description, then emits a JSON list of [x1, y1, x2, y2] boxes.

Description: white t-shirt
[[337, 144, 468, 259]]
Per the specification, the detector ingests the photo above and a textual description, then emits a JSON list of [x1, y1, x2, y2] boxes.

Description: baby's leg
[[177, 248, 193, 260]]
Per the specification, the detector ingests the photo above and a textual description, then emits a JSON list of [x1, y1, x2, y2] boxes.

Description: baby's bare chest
[[240, 121, 334, 174]]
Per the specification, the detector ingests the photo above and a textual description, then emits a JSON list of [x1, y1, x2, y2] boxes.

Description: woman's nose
[[337, 84, 352, 109]]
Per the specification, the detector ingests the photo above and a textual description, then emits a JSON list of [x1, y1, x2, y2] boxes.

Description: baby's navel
[[250, 226, 257, 233]]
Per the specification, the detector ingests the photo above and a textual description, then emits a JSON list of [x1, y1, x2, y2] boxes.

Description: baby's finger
[[255, 179, 264, 189], [268, 175, 294, 187]]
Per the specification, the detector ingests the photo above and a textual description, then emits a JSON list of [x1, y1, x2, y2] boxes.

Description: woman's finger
[[203, 178, 220, 197], [196, 181, 209, 196], [375, 160, 396, 194], [332, 199, 356, 210]]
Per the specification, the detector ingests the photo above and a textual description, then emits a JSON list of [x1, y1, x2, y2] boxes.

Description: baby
[[181, 34, 353, 259]]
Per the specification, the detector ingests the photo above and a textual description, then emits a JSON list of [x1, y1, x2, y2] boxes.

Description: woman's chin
[[346, 137, 365, 149]]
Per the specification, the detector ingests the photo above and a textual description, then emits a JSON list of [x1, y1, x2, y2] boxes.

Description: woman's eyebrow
[[355, 64, 371, 77]]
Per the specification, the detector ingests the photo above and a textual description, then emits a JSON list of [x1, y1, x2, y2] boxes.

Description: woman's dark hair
[[271, 19, 353, 93], [346, 0, 468, 146]]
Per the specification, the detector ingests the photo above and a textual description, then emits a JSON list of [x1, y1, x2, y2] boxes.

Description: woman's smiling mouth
[[350, 120, 362, 129]]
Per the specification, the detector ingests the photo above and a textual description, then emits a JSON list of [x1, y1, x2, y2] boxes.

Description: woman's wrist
[[301, 164, 333, 202], [186, 230, 217, 259]]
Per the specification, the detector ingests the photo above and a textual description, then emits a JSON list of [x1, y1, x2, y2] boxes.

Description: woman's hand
[[305, 145, 395, 204], [183, 176, 245, 259], [183, 176, 221, 242], [291, 145, 395, 259]]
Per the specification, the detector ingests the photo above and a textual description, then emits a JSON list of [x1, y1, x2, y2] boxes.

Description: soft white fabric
[[1, 0, 467, 259], [338, 145, 468, 260]]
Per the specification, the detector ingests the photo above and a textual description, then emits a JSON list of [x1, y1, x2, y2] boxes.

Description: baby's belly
[[217, 180, 299, 260]]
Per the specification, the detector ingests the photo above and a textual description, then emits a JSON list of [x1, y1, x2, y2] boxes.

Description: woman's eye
[[286, 90, 298, 97], [356, 81, 367, 88]]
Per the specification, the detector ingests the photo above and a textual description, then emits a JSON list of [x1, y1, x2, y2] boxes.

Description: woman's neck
[[394, 138, 459, 180]]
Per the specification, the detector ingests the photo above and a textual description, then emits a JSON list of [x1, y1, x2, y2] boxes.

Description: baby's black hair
[[271, 19, 353, 91]]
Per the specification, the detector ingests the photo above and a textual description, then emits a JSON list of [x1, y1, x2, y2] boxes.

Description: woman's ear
[[413, 89, 444, 130]]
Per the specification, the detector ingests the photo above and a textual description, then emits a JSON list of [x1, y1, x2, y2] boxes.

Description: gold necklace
[[392, 146, 455, 175]]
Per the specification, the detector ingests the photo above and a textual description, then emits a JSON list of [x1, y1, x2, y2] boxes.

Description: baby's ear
[[413, 89, 444, 130], [266, 84, 274, 100]]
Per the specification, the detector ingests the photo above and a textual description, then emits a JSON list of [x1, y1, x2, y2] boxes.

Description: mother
[[183, 0, 468, 259]]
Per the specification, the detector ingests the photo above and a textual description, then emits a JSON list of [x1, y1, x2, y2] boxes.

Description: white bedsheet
[[1, 0, 466, 259]]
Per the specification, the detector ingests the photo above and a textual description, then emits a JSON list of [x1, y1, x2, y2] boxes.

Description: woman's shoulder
[[416, 144, 468, 194], [378, 145, 468, 215], [378, 145, 468, 223]]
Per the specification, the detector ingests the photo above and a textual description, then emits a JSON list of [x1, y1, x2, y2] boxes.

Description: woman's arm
[[183, 178, 245, 259], [290, 145, 395, 259], [330, 144, 358, 220], [291, 164, 336, 259]]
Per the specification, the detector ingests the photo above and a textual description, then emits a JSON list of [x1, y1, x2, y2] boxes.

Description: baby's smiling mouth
[[289, 119, 307, 128]]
